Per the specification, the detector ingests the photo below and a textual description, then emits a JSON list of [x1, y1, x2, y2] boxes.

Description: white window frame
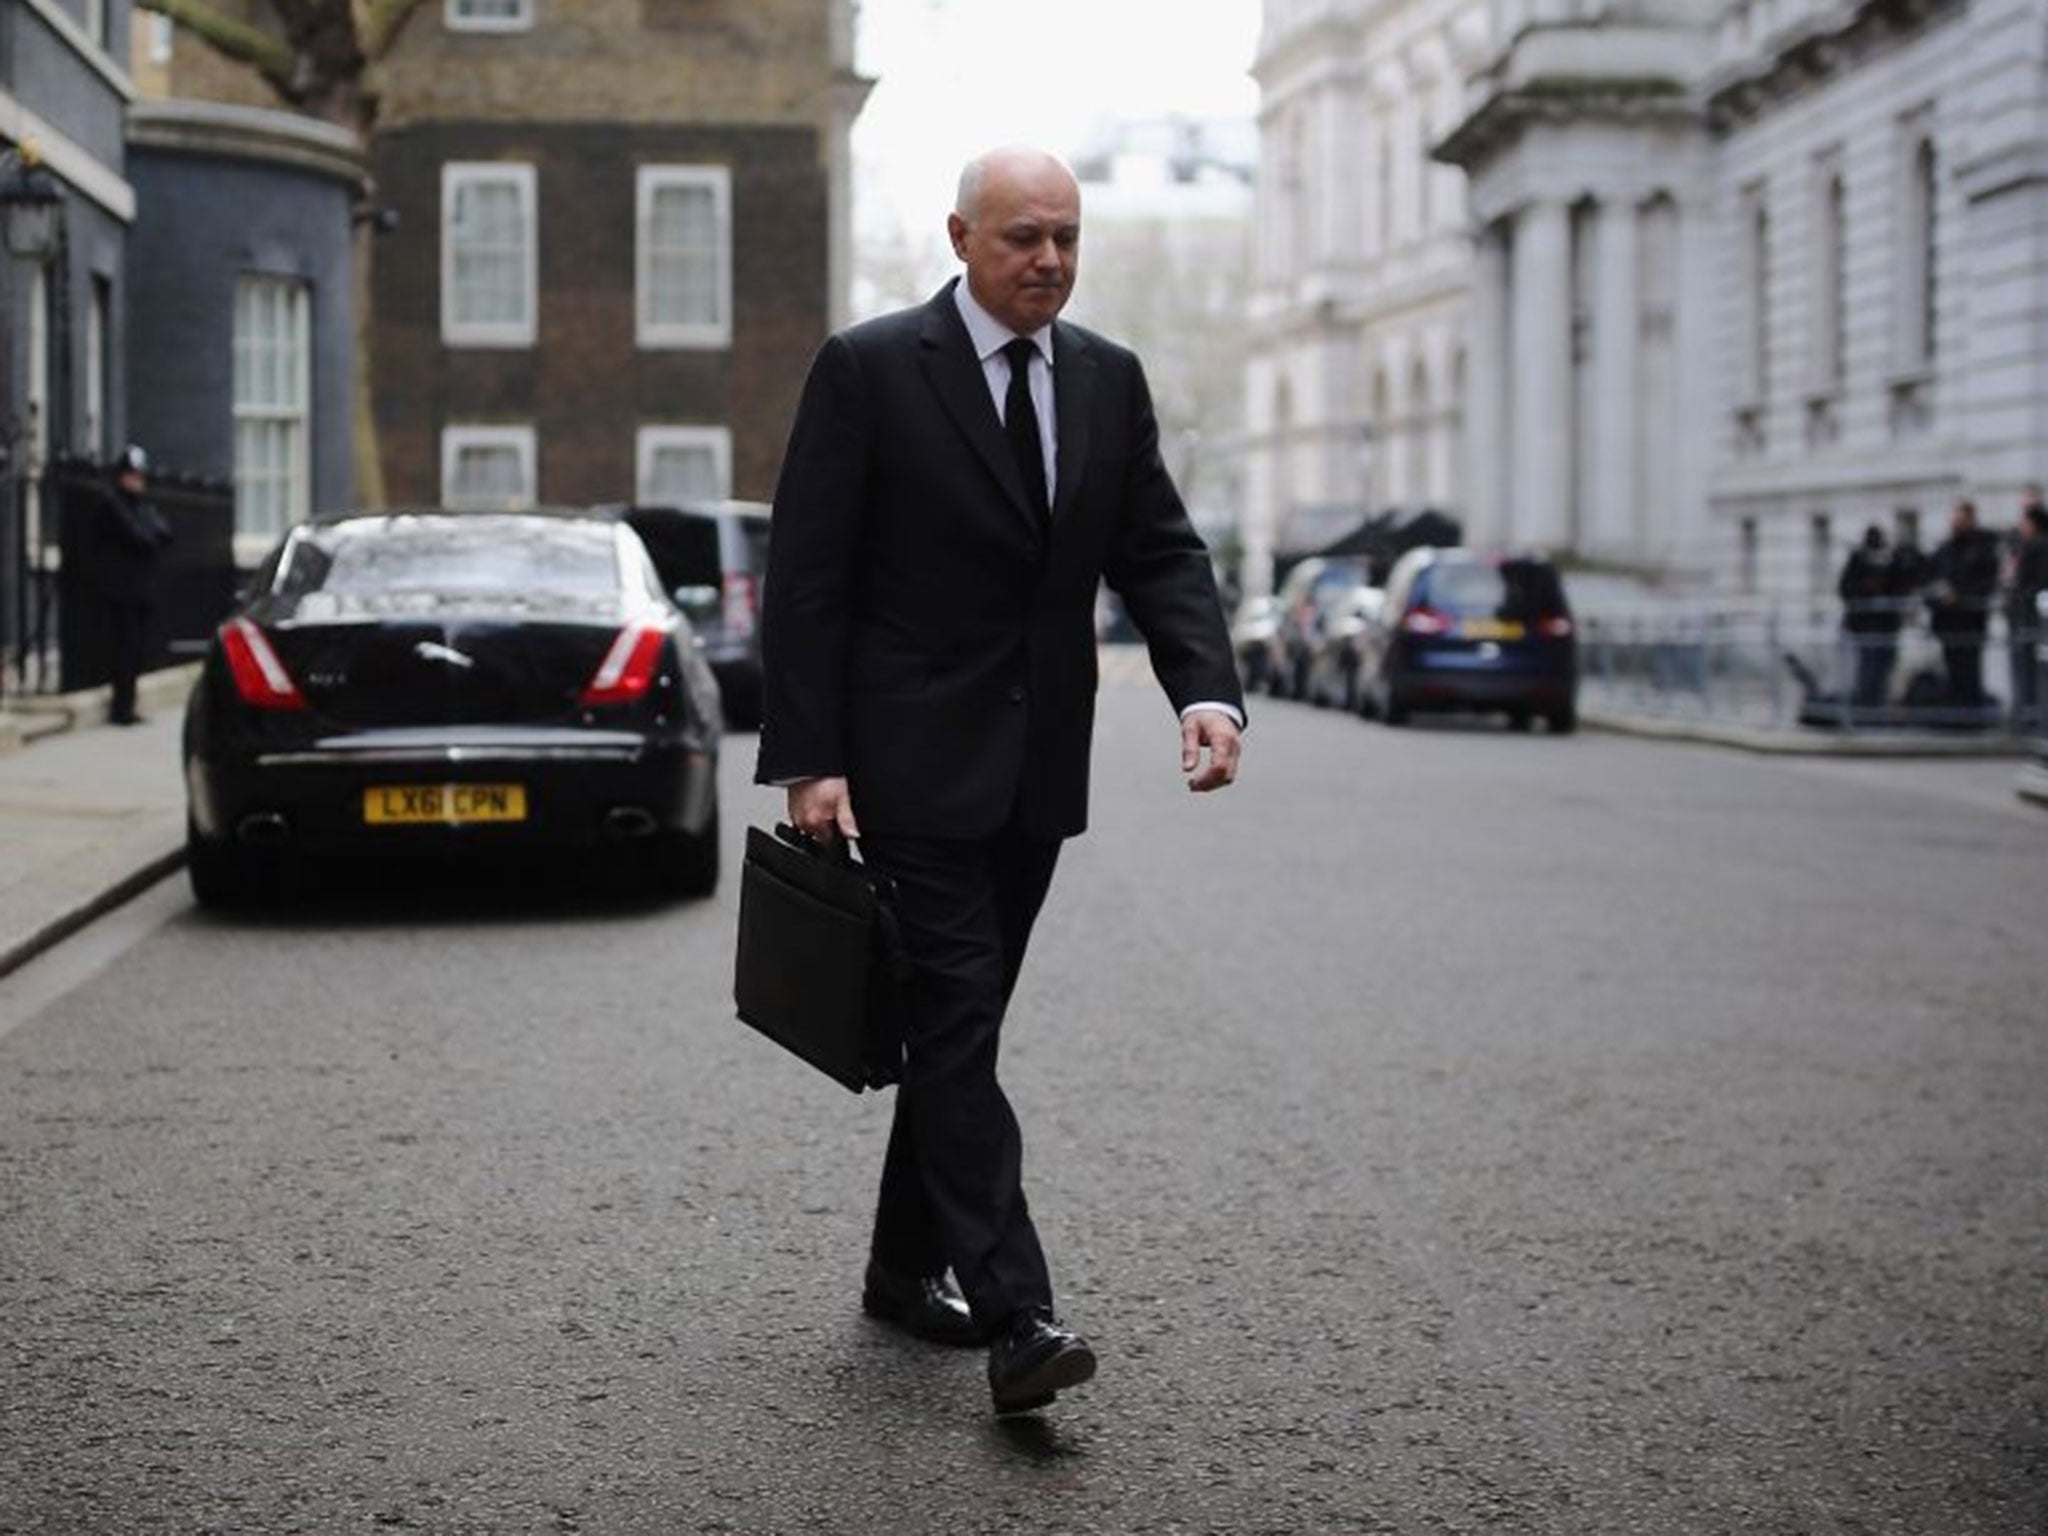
[[445, 0, 534, 32], [85, 275, 108, 459], [635, 165, 733, 350], [636, 425, 732, 505], [232, 274, 314, 550], [441, 162, 538, 348], [442, 425, 537, 510]]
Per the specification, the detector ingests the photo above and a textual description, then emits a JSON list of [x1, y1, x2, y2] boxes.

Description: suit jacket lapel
[[1050, 322, 1094, 524], [916, 287, 1040, 533]]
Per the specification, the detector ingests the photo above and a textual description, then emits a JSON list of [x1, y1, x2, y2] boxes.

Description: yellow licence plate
[[364, 783, 527, 825], [1458, 618, 1527, 641]]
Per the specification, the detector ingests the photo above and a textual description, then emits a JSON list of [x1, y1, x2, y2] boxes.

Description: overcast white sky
[[850, 0, 1263, 246]]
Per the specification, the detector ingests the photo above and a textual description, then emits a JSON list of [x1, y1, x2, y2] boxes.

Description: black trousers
[[1939, 631, 1987, 705], [858, 821, 1062, 1329], [107, 600, 149, 723]]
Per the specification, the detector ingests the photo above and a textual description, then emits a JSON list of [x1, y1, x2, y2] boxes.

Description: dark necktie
[[1001, 337, 1049, 522]]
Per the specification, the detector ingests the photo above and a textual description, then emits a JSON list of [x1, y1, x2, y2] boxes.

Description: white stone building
[[1245, 0, 1495, 592], [1250, 0, 2048, 600], [1697, 0, 2048, 597], [1067, 118, 1257, 543]]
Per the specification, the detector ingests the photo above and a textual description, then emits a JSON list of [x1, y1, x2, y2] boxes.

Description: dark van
[[599, 501, 771, 728], [1360, 547, 1578, 733]]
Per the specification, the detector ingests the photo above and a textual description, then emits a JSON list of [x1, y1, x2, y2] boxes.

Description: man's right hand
[[788, 776, 860, 842]]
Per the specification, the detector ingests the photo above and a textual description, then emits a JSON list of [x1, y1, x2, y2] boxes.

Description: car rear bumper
[[1391, 647, 1577, 712], [189, 725, 716, 855]]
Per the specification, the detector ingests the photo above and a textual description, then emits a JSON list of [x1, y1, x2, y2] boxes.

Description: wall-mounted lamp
[[0, 139, 63, 264]]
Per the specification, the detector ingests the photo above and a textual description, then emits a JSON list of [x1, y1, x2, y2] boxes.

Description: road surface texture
[[3, 675, 2044, 1534]]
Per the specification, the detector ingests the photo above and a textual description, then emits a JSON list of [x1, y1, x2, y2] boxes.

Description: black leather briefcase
[[734, 824, 905, 1093]]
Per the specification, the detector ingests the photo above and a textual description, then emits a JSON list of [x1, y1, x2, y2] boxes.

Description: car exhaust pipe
[[603, 807, 658, 840], [237, 812, 291, 846]]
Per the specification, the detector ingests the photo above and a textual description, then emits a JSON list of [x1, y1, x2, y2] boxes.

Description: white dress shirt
[[951, 282, 1243, 732]]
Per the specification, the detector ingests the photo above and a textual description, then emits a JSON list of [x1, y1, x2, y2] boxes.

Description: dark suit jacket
[[756, 280, 1243, 841]]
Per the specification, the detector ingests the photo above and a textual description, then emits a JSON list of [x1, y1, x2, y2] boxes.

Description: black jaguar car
[[182, 509, 724, 906]]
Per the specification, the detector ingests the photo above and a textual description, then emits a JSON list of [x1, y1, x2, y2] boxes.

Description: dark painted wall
[[126, 147, 357, 521]]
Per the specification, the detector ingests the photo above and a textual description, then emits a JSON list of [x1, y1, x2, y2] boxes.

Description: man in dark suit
[[756, 145, 1244, 1416]]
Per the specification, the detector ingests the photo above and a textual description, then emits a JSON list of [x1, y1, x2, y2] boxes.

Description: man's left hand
[[1181, 709, 1242, 793]]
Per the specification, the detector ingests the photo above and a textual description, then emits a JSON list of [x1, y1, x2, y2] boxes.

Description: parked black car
[[597, 501, 770, 728], [1358, 548, 1578, 731], [182, 509, 725, 906]]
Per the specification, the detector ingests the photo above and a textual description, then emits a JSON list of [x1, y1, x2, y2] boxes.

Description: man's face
[[118, 470, 144, 496], [948, 156, 1080, 335]]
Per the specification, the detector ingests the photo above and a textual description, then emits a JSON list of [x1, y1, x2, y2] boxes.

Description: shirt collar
[[953, 280, 1053, 368]]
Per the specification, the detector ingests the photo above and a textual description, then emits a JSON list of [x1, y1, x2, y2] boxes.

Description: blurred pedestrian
[[1924, 499, 2000, 707], [1837, 524, 1903, 709], [757, 144, 1243, 1418], [94, 445, 172, 726], [2007, 489, 2048, 727]]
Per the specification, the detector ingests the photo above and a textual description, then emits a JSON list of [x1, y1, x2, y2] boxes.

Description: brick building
[[159, 0, 869, 514]]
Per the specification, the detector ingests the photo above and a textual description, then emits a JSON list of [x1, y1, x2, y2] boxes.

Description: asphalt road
[[3, 676, 2045, 1535]]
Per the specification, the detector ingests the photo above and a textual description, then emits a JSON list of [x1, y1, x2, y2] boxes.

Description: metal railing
[[1578, 596, 2043, 737]]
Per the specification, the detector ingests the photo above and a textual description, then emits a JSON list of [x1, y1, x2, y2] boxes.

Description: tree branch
[[134, 0, 296, 85], [360, 0, 431, 59]]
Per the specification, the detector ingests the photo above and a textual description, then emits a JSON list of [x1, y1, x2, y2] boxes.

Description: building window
[[86, 276, 111, 459], [1743, 185, 1770, 407], [1808, 512, 1832, 596], [637, 426, 732, 504], [233, 276, 312, 542], [1813, 161, 1846, 393], [1739, 516, 1760, 595], [1913, 137, 1937, 366], [149, 14, 175, 63], [442, 162, 537, 347], [636, 166, 732, 349], [442, 425, 536, 509], [447, 0, 534, 31]]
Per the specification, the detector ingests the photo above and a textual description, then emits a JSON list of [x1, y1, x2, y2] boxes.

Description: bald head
[[955, 145, 1078, 223], [948, 145, 1082, 334]]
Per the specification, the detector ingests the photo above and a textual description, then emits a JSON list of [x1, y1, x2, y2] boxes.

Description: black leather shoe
[[861, 1260, 986, 1346], [987, 1307, 1096, 1416]]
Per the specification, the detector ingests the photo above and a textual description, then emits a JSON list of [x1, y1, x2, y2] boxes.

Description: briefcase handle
[[773, 823, 898, 902]]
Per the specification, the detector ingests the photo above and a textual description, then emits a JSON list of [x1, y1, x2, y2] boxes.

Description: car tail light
[[1402, 607, 1456, 637], [723, 573, 758, 640], [220, 618, 308, 710], [1536, 614, 1576, 639], [581, 623, 669, 706]]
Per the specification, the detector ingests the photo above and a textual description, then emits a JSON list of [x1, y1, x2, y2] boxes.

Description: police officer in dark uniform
[[96, 445, 172, 726]]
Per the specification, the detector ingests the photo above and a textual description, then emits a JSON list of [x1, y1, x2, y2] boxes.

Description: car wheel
[[646, 803, 721, 898], [186, 823, 265, 910], [1383, 689, 1410, 726], [1507, 708, 1533, 732], [1547, 706, 1578, 736]]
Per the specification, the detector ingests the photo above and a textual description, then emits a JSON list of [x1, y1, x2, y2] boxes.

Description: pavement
[[0, 667, 194, 978], [1, 656, 2044, 985]]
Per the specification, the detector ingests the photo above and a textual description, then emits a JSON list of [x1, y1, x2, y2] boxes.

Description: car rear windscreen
[[1420, 561, 1567, 618], [278, 519, 621, 599]]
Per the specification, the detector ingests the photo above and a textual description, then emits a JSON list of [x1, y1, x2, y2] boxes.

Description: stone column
[[1464, 222, 1508, 547], [1510, 198, 1573, 550], [1590, 197, 1639, 558]]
